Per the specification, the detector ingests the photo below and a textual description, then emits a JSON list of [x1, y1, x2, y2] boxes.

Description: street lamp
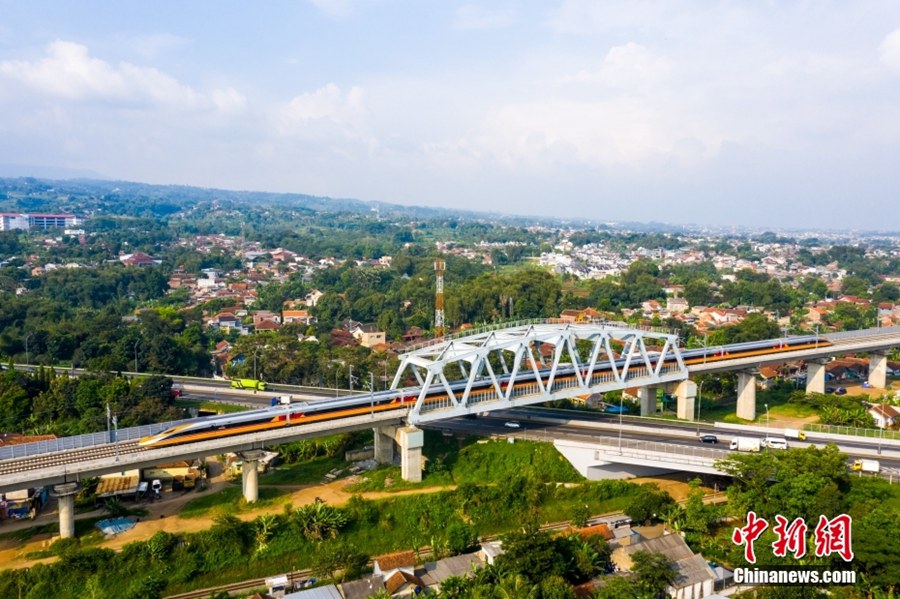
[[112, 414, 119, 462], [133, 339, 140, 373], [24, 331, 34, 365], [369, 372, 375, 417], [765, 403, 770, 430], [702, 332, 708, 364], [618, 392, 624, 453], [696, 379, 705, 434]]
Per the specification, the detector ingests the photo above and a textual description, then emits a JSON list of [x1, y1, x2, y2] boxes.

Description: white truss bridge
[[391, 321, 688, 424]]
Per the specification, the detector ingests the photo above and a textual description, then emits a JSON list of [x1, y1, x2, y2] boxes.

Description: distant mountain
[[0, 164, 106, 180], [0, 176, 558, 226]]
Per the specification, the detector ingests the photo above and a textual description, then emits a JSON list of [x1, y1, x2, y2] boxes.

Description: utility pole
[[434, 258, 445, 337], [112, 415, 119, 462], [349, 365, 354, 393], [370, 372, 375, 417]]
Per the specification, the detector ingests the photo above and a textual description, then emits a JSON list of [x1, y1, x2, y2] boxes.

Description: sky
[[1, 1, 899, 230]]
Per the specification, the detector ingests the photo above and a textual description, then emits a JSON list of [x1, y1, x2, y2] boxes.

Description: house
[[612, 533, 716, 599], [666, 297, 689, 313], [419, 552, 483, 589], [208, 312, 250, 335], [305, 289, 324, 307], [283, 309, 316, 326], [253, 310, 282, 327], [351, 323, 387, 349], [340, 575, 385, 599], [119, 252, 161, 267], [255, 320, 282, 332], [363, 550, 425, 597], [868, 404, 900, 429], [373, 550, 416, 578], [479, 541, 504, 565], [402, 326, 425, 343], [284, 585, 342, 599]]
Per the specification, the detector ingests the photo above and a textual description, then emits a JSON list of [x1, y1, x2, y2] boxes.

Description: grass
[[0, 515, 111, 545], [347, 431, 582, 492], [179, 486, 292, 519], [259, 455, 349, 486]]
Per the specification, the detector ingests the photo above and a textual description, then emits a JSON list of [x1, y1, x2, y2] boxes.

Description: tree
[[682, 479, 718, 534], [684, 279, 713, 307], [624, 486, 675, 524], [311, 541, 367, 582], [631, 551, 675, 599], [716, 445, 850, 521], [292, 501, 348, 541], [840, 275, 869, 297], [725, 312, 780, 344], [495, 525, 567, 584], [253, 514, 279, 555]]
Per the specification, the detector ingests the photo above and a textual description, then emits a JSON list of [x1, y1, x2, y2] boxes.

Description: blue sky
[[1, 1, 899, 229]]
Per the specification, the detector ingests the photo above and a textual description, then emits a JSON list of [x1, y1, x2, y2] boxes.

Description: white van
[[763, 437, 789, 450]]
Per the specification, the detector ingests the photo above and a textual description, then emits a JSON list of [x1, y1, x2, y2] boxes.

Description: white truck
[[730, 437, 762, 452], [783, 428, 807, 440], [852, 459, 880, 474]]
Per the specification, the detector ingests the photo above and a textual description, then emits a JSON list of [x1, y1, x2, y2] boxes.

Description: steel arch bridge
[[390, 322, 689, 424]]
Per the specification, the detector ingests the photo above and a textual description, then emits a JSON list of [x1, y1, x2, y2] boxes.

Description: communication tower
[[434, 258, 445, 337]]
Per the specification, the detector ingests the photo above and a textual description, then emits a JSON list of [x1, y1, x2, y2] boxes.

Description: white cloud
[[278, 83, 374, 148], [879, 28, 900, 70], [454, 5, 515, 30], [564, 42, 673, 90], [0, 40, 202, 107], [211, 88, 247, 115]]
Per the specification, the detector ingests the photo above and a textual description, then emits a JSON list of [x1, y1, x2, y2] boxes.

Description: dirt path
[[0, 478, 455, 570]]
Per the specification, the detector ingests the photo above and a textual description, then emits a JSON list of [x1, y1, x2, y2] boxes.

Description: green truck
[[230, 378, 268, 391]]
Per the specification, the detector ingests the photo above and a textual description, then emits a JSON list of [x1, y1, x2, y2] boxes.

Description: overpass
[[2, 321, 899, 537]]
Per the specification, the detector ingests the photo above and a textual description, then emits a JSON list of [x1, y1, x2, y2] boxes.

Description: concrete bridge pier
[[806, 359, 828, 394], [638, 386, 658, 416], [736, 371, 757, 421], [674, 380, 696, 421], [238, 450, 265, 503], [396, 426, 424, 483], [869, 352, 888, 389], [51, 482, 81, 539], [374, 426, 395, 464]]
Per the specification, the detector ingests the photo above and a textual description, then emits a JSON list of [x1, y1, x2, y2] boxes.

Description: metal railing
[[0, 418, 196, 461], [404, 317, 675, 353], [805, 423, 900, 441]]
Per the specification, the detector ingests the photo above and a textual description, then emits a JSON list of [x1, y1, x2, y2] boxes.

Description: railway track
[[0, 440, 144, 476]]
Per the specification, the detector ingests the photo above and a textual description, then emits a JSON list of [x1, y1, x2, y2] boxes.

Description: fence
[[0, 418, 195, 461]]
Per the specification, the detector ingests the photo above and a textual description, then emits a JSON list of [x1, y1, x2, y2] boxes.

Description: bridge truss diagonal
[[391, 322, 688, 424]]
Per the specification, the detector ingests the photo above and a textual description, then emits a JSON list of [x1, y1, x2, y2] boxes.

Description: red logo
[[733, 513, 854, 563]]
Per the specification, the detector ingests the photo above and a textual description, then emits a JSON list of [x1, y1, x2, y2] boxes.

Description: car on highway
[[504, 421, 521, 429], [698, 434, 718, 444]]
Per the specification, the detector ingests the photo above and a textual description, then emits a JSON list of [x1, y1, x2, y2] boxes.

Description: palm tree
[[495, 574, 539, 599]]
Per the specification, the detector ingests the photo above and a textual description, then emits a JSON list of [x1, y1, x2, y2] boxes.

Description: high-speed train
[[139, 334, 830, 448]]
